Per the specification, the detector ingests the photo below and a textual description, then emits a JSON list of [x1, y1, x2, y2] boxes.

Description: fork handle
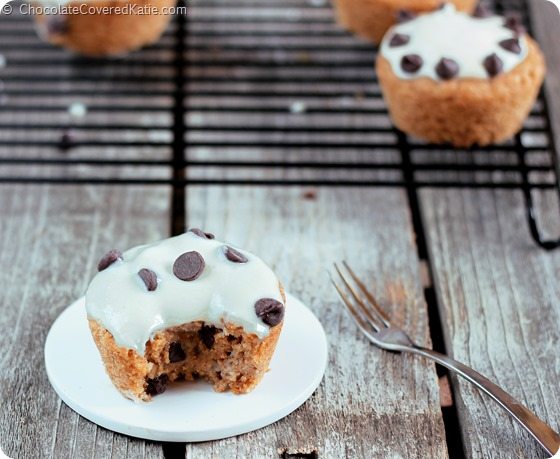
[[411, 346, 560, 456]]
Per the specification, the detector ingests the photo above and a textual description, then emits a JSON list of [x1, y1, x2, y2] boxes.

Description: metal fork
[[331, 261, 560, 456]]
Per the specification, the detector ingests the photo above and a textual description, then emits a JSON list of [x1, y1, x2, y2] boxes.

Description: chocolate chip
[[401, 54, 423, 73], [435, 58, 459, 80], [223, 246, 248, 263], [145, 374, 168, 396], [396, 10, 417, 23], [45, 15, 69, 35], [499, 38, 522, 54], [138, 268, 158, 291], [389, 33, 410, 47], [255, 298, 285, 327], [483, 53, 504, 77], [473, 4, 492, 18], [504, 13, 525, 35], [173, 251, 205, 281], [97, 249, 122, 271], [198, 325, 219, 349], [59, 130, 74, 152], [302, 189, 317, 200], [169, 342, 186, 363], [188, 228, 215, 239]]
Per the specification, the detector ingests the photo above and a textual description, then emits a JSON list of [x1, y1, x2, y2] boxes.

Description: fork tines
[[331, 261, 391, 335]]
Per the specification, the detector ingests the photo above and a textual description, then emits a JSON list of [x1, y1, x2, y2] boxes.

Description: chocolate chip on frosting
[[97, 249, 122, 272], [145, 374, 168, 396], [435, 58, 459, 80], [169, 342, 186, 363], [173, 251, 205, 281], [188, 228, 215, 240], [483, 53, 504, 77], [224, 246, 248, 263], [401, 54, 423, 73], [396, 9, 417, 23], [473, 4, 492, 18], [389, 33, 410, 47], [255, 298, 284, 327], [499, 38, 522, 54], [504, 13, 525, 35], [138, 268, 158, 291]]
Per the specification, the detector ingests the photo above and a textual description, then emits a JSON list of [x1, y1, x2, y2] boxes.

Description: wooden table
[[0, 0, 559, 458]]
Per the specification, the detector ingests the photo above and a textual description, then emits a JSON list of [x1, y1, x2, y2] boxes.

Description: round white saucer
[[44, 294, 328, 442]]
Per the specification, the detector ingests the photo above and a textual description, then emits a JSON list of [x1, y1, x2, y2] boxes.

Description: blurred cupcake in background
[[334, 0, 477, 44], [376, 4, 545, 146], [32, 0, 178, 57]]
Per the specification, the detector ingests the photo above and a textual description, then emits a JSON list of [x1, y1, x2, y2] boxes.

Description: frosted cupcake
[[32, 0, 177, 57], [334, 0, 476, 44], [86, 229, 286, 401], [376, 4, 545, 147]]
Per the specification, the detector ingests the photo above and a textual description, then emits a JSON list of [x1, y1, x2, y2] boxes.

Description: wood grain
[[0, 184, 170, 459], [185, 186, 448, 458], [420, 188, 560, 459]]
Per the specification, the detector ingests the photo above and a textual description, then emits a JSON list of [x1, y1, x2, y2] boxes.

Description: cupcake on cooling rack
[[376, 4, 546, 147], [334, 0, 476, 44], [86, 229, 286, 401], [32, 0, 177, 57]]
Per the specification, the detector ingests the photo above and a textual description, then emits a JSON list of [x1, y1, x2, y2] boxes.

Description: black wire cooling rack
[[0, 0, 558, 249]]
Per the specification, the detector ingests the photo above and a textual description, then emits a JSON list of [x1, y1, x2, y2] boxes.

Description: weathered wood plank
[[0, 184, 170, 459], [420, 188, 560, 459], [186, 186, 448, 458]]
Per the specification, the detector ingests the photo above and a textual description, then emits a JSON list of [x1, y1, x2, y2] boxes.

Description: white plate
[[44, 294, 328, 442]]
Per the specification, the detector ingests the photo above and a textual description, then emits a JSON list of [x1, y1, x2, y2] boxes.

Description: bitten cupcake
[[86, 229, 286, 401], [376, 4, 545, 147], [334, 0, 476, 44], [32, 0, 177, 57]]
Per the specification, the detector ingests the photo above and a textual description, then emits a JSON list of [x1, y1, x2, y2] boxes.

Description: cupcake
[[334, 0, 476, 44], [86, 229, 286, 401], [32, 0, 177, 57], [377, 4, 546, 147]]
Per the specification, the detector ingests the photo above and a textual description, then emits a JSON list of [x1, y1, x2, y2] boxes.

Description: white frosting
[[85, 232, 283, 355], [380, 4, 528, 80]]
